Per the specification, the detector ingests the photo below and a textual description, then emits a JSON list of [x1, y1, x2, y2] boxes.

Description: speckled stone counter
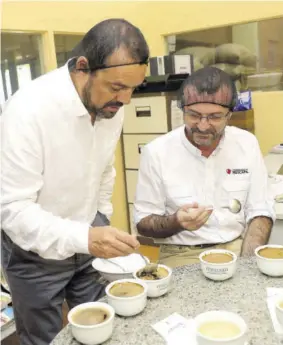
[[51, 257, 283, 345]]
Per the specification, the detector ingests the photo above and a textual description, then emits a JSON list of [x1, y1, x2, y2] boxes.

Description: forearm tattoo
[[136, 213, 183, 238]]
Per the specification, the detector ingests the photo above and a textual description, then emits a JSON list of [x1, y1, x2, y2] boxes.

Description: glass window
[[54, 34, 84, 68], [1, 32, 44, 106], [166, 16, 283, 92]]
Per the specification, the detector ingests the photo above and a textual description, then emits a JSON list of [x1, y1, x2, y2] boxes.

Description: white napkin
[[92, 253, 147, 273], [152, 313, 197, 345], [266, 287, 283, 335]]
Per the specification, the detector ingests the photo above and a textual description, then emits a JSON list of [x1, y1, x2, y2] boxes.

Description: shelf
[[134, 73, 189, 94]]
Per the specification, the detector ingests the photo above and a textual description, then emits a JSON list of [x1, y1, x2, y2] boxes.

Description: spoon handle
[[136, 251, 149, 265], [102, 259, 127, 272]]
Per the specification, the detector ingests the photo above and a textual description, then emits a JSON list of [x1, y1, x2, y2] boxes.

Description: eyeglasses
[[183, 109, 230, 124]]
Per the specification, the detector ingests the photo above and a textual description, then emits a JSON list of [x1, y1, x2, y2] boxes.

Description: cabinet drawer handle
[[135, 106, 151, 117]]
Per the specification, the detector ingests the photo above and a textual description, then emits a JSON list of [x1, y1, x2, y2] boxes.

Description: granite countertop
[[51, 257, 283, 345]]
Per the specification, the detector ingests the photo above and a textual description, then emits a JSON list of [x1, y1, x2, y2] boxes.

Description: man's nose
[[116, 89, 133, 105], [197, 117, 210, 131]]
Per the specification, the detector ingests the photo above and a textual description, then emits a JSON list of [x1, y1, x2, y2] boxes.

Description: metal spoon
[[222, 199, 242, 214], [101, 259, 127, 272], [141, 262, 159, 274], [204, 199, 242, 244], [137, 251, 158, 274]]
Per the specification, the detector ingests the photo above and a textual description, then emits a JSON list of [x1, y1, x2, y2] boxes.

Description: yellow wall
[[2, 1, 283, 56], [2, 1, 283, 231], [252, 91, 283, 155]]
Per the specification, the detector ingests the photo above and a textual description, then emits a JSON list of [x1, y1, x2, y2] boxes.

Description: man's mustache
[[103, 101, 124, 108], [191, 128, 215, 135]]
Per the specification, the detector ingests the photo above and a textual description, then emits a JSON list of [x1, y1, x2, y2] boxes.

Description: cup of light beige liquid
[[195, 311, 248, 345]]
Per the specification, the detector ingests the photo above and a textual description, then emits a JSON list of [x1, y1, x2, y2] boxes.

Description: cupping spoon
[[224, 199, 242, 214]]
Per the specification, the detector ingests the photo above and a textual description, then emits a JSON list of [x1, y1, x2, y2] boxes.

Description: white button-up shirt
[[134, 125, 275, 245], [1, 63, 123, 259]]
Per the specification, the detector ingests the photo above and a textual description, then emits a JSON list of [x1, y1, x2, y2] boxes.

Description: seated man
[[134, 67, 275, 268]]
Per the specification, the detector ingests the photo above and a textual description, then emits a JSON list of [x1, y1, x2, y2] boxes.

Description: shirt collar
[[60, 59, 89, 117], [180, 125, 226, 157]]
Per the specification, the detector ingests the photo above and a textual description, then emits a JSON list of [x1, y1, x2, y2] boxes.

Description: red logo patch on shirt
[[226, 168, 249, 175]]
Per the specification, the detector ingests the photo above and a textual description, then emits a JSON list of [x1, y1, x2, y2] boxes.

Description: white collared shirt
[[134, 126, 275, 245], [1, 63, 124, 259]]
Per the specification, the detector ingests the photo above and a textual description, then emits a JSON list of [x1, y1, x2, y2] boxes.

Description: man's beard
[[82, 81, 123, 120], [186, 126, 224, 147]]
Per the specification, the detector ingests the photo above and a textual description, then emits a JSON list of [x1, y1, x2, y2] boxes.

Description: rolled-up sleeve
[[134, 146, 166, 225], [1, 108, 90, 260], [245, 137, 276, 224]]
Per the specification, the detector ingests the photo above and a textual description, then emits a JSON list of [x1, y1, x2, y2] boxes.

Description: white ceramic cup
[[275, 295, 283, 327], [133, 264, 173, 298], [255, 245, 283, 277], [195, 310, 248, 345], [105, 278, 148, 317], [68, 302, 115, 345], [199, 249, 237, 281]]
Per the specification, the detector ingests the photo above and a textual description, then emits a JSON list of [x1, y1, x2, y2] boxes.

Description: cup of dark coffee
[[68, 302, 115, 345], [133, 264, 173, 298]]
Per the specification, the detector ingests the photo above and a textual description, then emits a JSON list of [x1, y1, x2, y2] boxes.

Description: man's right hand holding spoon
[[176, 202, 213, 231]]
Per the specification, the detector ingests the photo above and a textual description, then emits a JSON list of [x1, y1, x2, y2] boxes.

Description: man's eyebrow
[[111, 82, 130, 88], [185, 108, 201, 114]]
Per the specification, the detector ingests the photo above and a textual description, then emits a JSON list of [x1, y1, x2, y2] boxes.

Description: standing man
[[1, 19, 149, 345], [134, 67, 275, 268]]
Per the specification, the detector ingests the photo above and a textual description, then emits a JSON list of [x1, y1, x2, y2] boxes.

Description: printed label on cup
[[156, 282, 169, 291], [205, 267, 229, 275]]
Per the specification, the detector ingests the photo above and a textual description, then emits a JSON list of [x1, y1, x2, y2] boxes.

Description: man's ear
[[75, 56, 89, 71]]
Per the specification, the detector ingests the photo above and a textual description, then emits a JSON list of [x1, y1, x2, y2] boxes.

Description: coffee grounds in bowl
[[137, 266, 169, 280]]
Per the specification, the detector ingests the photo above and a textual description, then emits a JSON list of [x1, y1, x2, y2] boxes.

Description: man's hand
[[176, 203, 213, 231], [88, 226, 140, 258]]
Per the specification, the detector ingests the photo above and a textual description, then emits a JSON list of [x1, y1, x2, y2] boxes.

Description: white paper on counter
[[266, 287, 283, 335], [170, 100, 184, 130], [152, 312, 197, 345]]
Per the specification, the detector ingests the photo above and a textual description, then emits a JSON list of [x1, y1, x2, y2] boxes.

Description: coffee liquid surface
[[203, 253, 233, 264], [72, 308, 109, 326], [198, 321, 241, 339], [109, 282, 144, 297]]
